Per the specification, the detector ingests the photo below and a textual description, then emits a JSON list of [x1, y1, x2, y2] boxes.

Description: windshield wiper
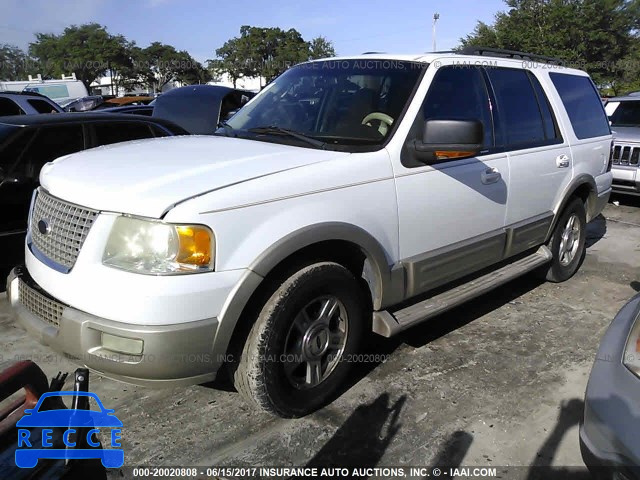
[[247, 126, 326, 149]]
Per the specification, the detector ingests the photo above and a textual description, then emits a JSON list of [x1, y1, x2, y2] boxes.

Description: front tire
[[544, 197, 587, 282], [234, 262, 366, 417]]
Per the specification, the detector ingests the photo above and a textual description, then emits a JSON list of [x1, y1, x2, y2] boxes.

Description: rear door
[[485, 67, 571, 257], [548, 72, 612, 200]]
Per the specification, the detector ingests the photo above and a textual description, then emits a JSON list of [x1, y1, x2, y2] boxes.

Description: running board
[[372, 245, 552, 337]]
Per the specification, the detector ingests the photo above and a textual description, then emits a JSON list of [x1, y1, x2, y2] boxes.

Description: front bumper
[[611, 166, 640, 195], [580, 294, 640, 479], [7, 267, 221, 387]]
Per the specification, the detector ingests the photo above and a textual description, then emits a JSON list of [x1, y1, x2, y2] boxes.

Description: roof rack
[[361, 51, 386, 55], [459, 46, 565, 65]]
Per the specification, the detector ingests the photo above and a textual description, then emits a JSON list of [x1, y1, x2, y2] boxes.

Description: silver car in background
[[581, 293, 640, 479], [606, 96, 640, 195]]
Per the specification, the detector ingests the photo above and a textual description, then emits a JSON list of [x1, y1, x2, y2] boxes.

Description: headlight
[[102, 216, 214, 274], [623, 312, 640, 376]]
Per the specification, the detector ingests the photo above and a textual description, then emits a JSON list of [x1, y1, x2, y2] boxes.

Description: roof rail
[[361, 51, 386, 55], [459, 46, 565, 65]]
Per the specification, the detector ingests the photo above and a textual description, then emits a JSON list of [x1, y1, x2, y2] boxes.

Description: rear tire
[[543, 197, 587, 283], [234, 262, 366, 417]]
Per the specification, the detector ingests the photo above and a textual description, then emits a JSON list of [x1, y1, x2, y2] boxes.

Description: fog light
[[101, 332, 143, 355]]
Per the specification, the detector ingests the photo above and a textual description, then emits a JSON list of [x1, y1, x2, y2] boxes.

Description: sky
[[0, 0, 507, 63]]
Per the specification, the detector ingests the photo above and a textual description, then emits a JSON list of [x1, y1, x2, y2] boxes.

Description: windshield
[[610, 100, 640, 127], [224, 59, 426, 150]]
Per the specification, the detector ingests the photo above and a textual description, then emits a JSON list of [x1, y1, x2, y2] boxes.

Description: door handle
[[556, 154, 570, 168], [481, 167, 501, 184]]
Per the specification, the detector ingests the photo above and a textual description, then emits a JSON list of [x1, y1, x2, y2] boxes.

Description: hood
[[611, 126, 640, 144], [41, 135, 347, 218]]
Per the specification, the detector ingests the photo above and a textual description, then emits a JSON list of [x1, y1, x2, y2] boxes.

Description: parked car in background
[[605, 96, 640, 195], [605, 100, 620, 118], [581, 293, 640, 480], [95, 105, 154, 116], [63, 95, 104, 112], [0, 77, 88, 106], [6, 50, 612, 417], [0, 113, 188, 289], [0, 92, 63, 116], [94, 95, 154, 109], [152, 85, 255, 134]]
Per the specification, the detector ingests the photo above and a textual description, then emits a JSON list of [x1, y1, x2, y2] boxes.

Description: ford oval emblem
[[37, 219, 51, 235]]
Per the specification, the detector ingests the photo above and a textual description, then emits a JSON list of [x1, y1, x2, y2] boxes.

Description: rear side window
[[0, 98, 25, 116], [422, 66, 494, 148], [486, 68, 547, 147], [93, 122, 155, 147], [528, 73, 560, 141], [549, 72, 610, 139], [28, 99, 58, 114]]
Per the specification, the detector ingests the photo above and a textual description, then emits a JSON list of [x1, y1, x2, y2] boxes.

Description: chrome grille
[[612, 144, 640, 166], [18, 279, 65, 327], [30, 190, 98, 270]]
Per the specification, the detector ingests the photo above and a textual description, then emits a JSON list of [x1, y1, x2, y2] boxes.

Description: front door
[[395, 63, 509, 297]]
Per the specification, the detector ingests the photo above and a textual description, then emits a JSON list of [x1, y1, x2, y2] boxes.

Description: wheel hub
[[303, 324, 330, 359], [283, 295, 349, 389], [559, 213, 581, 266]]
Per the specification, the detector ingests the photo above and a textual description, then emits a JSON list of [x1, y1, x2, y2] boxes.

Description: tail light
[[607, 140, 614, 172]]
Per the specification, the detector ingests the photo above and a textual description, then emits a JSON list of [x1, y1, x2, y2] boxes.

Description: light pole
[[433, 13, 440, 52]]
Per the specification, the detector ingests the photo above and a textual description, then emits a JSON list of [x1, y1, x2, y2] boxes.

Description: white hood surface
[[40, 135, 347, 218]]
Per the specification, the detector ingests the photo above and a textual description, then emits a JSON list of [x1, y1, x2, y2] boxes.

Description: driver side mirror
[[412, 119, 484, 163]]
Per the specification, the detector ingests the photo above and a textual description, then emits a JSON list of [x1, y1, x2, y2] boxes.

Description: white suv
[[7, 49, 613, 417]]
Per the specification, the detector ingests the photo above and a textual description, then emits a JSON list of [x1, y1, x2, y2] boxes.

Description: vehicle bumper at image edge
[[7, 266, 223, 387], [580, 294, 640, 480]]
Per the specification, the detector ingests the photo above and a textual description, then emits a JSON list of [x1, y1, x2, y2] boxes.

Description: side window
[[549, 72, 610, 139], [0, 129, 36, 174], [0, 98, 25, 116], [485, 68, 546, 147], [528, 72, 560, 141], [93, 122, 154, 147], [27, 99, 58, 114], [422, 67, 494, 148], [17, 125, 85, 180]]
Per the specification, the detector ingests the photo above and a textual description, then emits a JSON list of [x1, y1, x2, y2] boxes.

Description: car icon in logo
[[15, 391, 123, 468]]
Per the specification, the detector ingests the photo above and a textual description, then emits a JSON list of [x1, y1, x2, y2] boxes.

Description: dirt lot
[[1, 195, 639, 479]]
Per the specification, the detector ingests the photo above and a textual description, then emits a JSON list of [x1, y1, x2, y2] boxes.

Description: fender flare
[[547, 174, 597, 240], [211, 222, 404, 366]]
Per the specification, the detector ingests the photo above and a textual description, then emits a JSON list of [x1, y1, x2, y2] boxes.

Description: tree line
[[2, 2, 639, 95], [461, 0, 640, 95], [0, 23, 336, 92]]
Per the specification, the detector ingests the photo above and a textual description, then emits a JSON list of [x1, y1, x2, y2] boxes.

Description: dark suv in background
[[0, 92, 64, 116], [0, 113, 188, 289]]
